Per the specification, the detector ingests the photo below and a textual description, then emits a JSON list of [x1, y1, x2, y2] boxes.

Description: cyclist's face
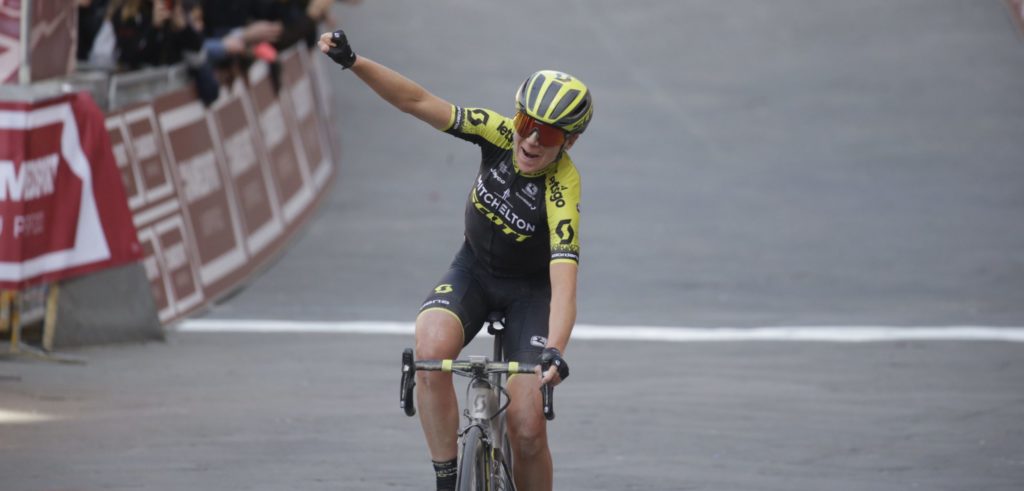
[[514, 130, 578, 173]]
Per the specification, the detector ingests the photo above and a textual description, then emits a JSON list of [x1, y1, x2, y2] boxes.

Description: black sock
[[433, 458, 457, 491]]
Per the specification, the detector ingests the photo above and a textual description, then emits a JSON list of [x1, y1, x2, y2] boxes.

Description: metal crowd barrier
[[106, 64, 190, 111]]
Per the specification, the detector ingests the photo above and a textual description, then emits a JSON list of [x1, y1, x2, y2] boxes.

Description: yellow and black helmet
[[515, 70, 593, 135]]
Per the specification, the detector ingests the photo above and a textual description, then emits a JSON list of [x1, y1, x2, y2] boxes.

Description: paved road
[[3, 334, 1024, 490], [3, 1, 1024, 490]]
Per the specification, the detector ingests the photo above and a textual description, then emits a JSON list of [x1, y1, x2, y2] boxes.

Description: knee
[[508, 413, 548, 458], [414, 313, 462, 392], [415, 369, 451, 391], [415, 311, 464, 359], [414, 336, 452, 360]]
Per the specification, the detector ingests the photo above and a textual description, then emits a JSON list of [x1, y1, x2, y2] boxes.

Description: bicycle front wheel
[[457, 426, 488, 491]]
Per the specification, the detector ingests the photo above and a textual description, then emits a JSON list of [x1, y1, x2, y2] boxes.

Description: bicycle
[[399, 312, 556, 491]]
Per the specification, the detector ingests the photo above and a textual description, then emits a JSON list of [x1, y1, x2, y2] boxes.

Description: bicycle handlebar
[[400, 348, 556, 420], [413, 359, 541, 375]]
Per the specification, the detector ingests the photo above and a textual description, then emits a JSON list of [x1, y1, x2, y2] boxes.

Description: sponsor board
[[282, 50, 331, 189], [0, 1, 18, 83], [0, 93, 141, 289], [210, 79, 284, 257], [247, 61, 313, 224], [159, 96, 248, 289], [0, 1, 76, 84], [96, 49, 336, 324], [124, 106, 177, 206]]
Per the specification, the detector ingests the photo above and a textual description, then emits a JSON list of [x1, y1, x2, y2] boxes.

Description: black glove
[[326, 29, 357, 69], [540, 347, 569, 381]]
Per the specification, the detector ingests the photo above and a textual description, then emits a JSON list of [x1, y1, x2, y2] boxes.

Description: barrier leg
[[0, 286, 84, 364], [0, 291, 10, 335], [9, 293, 21, 355], [42, 284, 60, 352]]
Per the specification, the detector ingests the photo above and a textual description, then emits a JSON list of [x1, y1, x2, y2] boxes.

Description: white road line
[[0, 409, 60, 425], [176, 319, 1024, 343]]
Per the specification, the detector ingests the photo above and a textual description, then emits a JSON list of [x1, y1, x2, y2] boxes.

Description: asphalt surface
[[3, 1, 1024, 490], [3, 334, 1024, 491]]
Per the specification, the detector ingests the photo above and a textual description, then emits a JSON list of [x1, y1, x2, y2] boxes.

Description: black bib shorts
[[419, 242, 551, 364]]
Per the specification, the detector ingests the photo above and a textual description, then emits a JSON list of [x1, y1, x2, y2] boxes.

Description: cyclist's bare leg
[[414, 310, 464, 461], [506, 373, 553, 490]]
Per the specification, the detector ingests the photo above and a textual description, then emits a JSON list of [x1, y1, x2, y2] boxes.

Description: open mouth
[[520, 146, 540, 160]]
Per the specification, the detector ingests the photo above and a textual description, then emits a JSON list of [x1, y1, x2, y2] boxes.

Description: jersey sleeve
[[444, 106, 515, 151], [546, 160, 581, 265]]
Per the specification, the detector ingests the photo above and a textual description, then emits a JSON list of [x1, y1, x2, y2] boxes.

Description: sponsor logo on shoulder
[[554, 219, 575, 245], [548, 174, 568, 208], [467, 109, 489, 126], [496, 119, 514, 144]]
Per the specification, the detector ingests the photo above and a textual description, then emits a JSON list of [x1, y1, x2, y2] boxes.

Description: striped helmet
[[515, 70, 593, 135]]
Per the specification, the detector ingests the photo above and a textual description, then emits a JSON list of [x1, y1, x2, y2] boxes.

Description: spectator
[[200, 0, 344, 65], [255, 0, 335, 50], [86, 0, 218, 104], [200, 0, 282, 65], [77, 0, 111, 62], [112, 0, 203, 69]]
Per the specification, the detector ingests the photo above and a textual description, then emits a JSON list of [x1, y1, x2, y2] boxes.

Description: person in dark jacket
[[106, 0, 203, 69]]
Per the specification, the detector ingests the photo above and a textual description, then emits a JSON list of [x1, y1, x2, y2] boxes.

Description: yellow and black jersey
[[444, 105, 581, 277]]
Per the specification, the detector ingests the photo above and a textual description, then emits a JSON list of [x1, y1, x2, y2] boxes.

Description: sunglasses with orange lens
[[513, 112, 567, 147]]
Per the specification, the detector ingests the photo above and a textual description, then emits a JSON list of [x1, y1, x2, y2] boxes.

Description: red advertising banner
[[0, 92, 142, 289]]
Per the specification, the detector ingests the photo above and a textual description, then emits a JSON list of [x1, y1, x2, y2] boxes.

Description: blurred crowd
[[76, 0, 359, 103]]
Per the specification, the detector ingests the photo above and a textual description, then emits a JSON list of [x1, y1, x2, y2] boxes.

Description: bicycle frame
[[459, 354, 514, 490]]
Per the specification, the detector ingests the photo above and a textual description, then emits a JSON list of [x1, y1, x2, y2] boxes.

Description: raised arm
[[318, 30, 452, 131]]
